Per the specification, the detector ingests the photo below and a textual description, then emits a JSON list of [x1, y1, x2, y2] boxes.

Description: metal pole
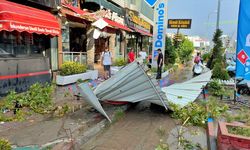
[[216, 0, 221, 29], [138, 63, 168, 111]]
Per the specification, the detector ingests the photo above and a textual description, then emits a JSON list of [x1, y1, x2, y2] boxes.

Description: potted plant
[[217, 122, 250, 150], [56, 61, 98, 85], [111, 58, 127, 75]]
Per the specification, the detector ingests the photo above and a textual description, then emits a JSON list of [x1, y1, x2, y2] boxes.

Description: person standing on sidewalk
[[101, 47, 112, 79], [128, 48, 135, 63], [156, 49, 163, 79], [139, 48, 148, 63]]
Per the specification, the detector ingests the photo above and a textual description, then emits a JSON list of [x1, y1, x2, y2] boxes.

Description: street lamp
[[216, 0, 221, 29], [206, 11, 217, 38]]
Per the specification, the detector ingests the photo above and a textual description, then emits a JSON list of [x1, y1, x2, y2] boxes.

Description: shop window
[[0, 31, 50, 58]]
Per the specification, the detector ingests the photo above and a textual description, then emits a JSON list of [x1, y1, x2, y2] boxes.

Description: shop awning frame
[[133, 28, 152, 37], [103, 18, 132, 32], [62, 3, 87, 15], [0, 0, 60, 36]]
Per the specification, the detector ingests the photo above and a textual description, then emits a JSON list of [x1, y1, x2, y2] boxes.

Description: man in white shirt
[[139, 48, 148, 63], [101, 48, 112, 79]]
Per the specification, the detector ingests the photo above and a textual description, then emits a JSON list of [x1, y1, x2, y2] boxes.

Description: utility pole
[[216, 0, 221, 29]]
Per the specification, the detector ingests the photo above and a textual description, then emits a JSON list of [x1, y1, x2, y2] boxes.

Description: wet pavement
[[81, 62, 208, 150]]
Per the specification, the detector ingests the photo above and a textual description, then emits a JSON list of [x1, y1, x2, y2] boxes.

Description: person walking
[[139, 48, 148, 63], [194, 52, 201, 64], [128, 48, 135, 63], [101, 47, 112, 79], [156, 49, 163, 79]]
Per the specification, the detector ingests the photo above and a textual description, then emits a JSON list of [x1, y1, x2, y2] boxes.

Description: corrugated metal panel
[[78, 83, 111, 122], [94, 61, 168, 110], [156, 71, 212, 108]]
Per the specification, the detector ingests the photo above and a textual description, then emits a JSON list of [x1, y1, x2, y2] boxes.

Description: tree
[[165, 36, 177, 65], [207, 29, 224, 69], [176, 38, 194, 63]]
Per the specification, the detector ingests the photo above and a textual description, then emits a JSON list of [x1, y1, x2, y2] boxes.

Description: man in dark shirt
[[156, 49, 163, 79]]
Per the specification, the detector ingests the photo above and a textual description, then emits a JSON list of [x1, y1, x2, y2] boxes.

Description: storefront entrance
[[94, 37, 109, 63]]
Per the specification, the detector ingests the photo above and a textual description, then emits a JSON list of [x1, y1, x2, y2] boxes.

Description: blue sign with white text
[[236, 0, 250, 80], [144, 0, 158, 7]]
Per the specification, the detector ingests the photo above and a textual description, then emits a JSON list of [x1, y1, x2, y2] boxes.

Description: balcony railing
[[60, 52, 87, 65]]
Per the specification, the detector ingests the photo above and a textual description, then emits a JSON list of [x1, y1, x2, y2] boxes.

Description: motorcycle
[[237, 78, 250, 95]]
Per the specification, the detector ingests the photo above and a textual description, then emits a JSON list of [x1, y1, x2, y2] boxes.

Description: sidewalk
[[0, 85, 119, 149]]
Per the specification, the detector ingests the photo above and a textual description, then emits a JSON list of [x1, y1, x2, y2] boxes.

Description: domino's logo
[[144, 0, 158, 7]]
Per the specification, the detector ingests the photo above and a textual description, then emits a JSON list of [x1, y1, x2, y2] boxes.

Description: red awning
[[103, 18, 132, 32], [0, 0, 60, 36], [134, 28, 152, 37], [62, 3, 87, 15]]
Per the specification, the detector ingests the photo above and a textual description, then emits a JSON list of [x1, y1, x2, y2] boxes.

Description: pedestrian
[[128, 48, 135, 63], [194, 52, 201, 64], [101, 47, 112, 79], [139, 48, 148, 63], [156, 49, 163, 79]]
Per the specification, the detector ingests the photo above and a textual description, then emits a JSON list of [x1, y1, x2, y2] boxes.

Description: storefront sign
[[9, 23, 60, 35], [236, 0, 250, 80], [152, 0, 168, 67], [167, 19, 192, 29], [125, 9, 151, 32], [96, 9, 125, 25]]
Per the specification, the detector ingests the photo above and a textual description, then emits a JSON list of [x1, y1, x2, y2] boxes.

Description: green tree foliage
[[207, 29, 224, 69], [202, 53, 211, 63], [60, 61, 87, 76], [164, 36, 177, 65], [113, 58, 127, 66], [176, 38, 194, 63], [212, 62, 230, 80], [208, 80, 225, 96]]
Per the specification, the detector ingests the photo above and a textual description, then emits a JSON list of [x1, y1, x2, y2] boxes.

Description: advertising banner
[[152, 0, 168, 67], [236, 0, 250, 80], [167, 19, 192, 29]]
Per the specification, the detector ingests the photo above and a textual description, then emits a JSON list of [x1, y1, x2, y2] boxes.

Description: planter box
[[56, 70, 98, 85], [217, 122, 250, 150]]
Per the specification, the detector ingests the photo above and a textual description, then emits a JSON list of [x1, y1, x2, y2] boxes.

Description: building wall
[[110, 0, 154, 24]]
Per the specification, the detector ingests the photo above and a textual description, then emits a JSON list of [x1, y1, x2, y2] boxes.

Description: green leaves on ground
[[227, 126, 250, 137], [169, 97, 228, 127], [1, 83, 54, 115], [0, 138, 11, 150], [24, 83, 54, 113]]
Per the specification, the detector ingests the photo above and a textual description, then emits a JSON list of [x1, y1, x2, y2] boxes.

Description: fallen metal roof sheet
[[158, 71, 212, 108], [77, 83, 111, 122], [94, 61, 169, 110]]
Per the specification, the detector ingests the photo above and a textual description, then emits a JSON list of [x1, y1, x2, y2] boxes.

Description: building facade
[[0, 0, 61, 96], [0, 0, 154, 96]]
